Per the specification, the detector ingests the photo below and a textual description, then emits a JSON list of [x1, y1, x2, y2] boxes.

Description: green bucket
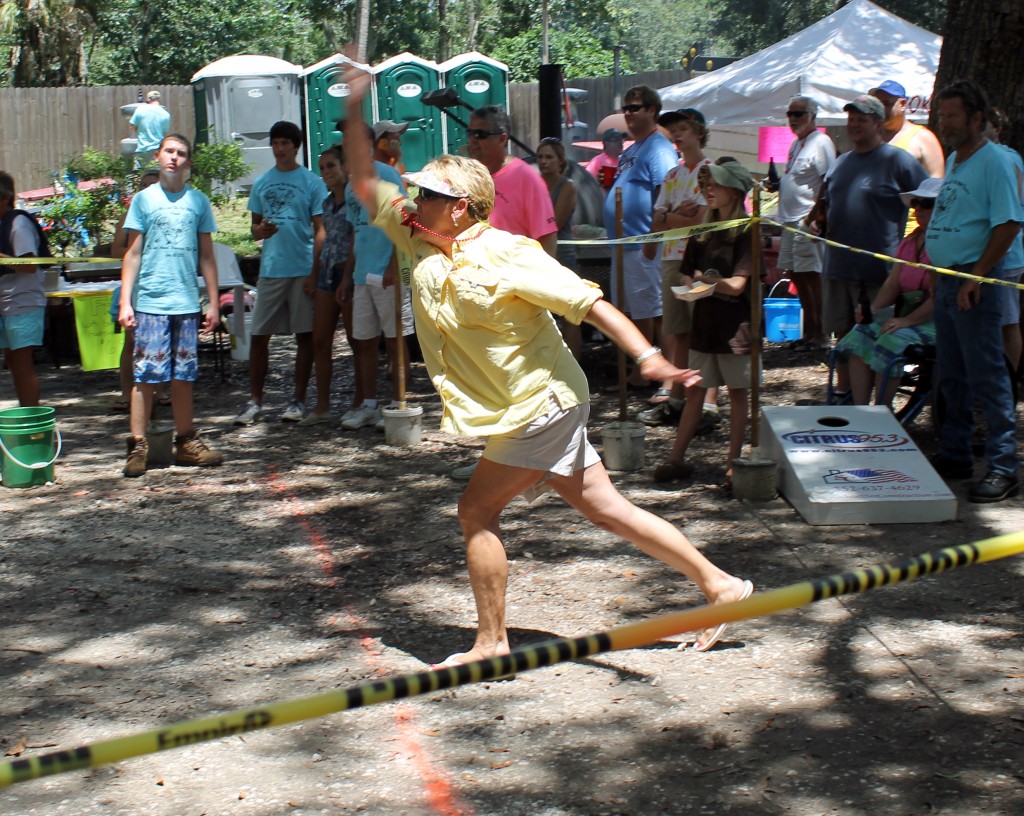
[[0, 406, 61, 488]]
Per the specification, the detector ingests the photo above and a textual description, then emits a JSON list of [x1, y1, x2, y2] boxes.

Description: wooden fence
[[0, 70, 691, 193], [0, 86, 195, 192]]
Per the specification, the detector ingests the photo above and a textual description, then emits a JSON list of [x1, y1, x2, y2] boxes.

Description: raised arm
[[341, 69, 380, 216]]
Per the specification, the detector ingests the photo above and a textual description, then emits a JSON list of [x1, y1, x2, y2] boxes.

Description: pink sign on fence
[[757, 126, 827, 164]]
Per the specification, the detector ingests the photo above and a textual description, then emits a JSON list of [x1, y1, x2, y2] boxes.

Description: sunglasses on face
[[467, 128, 502, 139], [786, 110, 809, 118], [417, 188, 458, 202], [620, 103, 649, 114], [910, 198, 935, 209]]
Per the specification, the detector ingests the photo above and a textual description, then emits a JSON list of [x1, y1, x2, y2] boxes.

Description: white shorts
[[778, 225, 823, 274], [610, 249, 663, 320], [484, 396, 600, 501], [251, 277, 314, 336], [352, 283, 414, 340]]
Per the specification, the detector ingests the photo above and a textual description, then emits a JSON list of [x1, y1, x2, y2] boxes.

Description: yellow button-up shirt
[[374, 182, 602, 437]]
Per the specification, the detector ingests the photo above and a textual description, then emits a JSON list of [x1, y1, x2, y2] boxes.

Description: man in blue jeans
[[926, 80, 1023, 503]]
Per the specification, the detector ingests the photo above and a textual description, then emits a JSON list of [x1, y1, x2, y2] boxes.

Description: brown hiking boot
[[175, 432, 223, 467], [124, 435, 148, 478]]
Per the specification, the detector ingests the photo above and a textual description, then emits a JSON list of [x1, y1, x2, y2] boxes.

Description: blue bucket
[[764, 279, 803, 343]]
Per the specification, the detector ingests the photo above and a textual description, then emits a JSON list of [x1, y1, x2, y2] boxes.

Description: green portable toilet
[[438, 52, 509, 159], [303, 54, 373, 165], [371, 53, 442, 172]]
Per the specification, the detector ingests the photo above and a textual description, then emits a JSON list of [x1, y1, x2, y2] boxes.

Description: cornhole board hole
[[761, 405, 957, 525]]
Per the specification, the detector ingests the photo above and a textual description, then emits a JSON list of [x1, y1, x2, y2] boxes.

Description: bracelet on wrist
[[634, 346, 662, 366]]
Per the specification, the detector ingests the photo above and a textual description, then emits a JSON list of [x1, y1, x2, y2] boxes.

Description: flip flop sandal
[[648, 387, 672, 405], [687, 579, 755, 652]]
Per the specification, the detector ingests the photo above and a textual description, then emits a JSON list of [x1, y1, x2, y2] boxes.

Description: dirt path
[[2, 340, 1022, 815]]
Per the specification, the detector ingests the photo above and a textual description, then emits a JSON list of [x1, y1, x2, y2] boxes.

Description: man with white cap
[[372, 119, 408, 174], [129, 90, 171, 166], [816, 94, 928, 397]]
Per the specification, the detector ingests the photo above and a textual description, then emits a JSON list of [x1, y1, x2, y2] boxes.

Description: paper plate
[[671, 282, 717, 302]]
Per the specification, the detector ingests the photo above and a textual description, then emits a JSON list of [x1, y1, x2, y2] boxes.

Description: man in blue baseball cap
[[869, 79, 945, 178]]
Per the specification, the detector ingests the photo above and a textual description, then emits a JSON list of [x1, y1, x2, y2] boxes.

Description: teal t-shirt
[[248, 166, 328, 279], [927, 142, 1024, 273], [346, 161, 405, 285], [124, 183, 217, 315], [129, 104, 171, 153]]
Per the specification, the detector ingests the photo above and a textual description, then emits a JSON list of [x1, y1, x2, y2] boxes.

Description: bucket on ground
[[229, 311, 254, 361], [601, 421, 646, 471], [0, 406, 61, 488], [764, 279, 803, 343], [383, 405, 423, 446]]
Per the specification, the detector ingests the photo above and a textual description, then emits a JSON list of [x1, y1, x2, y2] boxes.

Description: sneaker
[[929, 454, 974, 480], [175, 432, 224, 467], [968, 471, 1019, 503], [340, 403, 381, 430], [339, 407, 359, 425], [638, 401, 682, 426], [694, 409, 721, 437], [450, 460, 479, 480], [375, 415, 386, 432], [297, 410, 332, 427], [233, 400, 262, 426], [281, 401, 306, 422], [123, 435, 148, 478]]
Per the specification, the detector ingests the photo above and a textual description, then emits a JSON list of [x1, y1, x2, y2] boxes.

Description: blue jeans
[[933, 270, 1018, 476]]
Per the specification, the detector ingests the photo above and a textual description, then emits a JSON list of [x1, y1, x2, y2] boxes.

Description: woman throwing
[[343, 74, 752, 661]]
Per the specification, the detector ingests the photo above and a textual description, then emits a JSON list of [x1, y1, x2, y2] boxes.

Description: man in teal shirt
[[129, 91, 171, 166]]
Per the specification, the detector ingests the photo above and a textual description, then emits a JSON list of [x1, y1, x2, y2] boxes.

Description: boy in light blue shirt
[[234, 121, 327, 425], [119, 134, 222, 477]]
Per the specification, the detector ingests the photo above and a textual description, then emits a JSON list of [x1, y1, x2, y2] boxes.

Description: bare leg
[[310, 290, 341, 415], [118, 329, 134, 403], [848, 355, 875, 405], [791, 271, 825, 344], [293, 332, 314, 403], [452, 459, 549, 662], [169, 379, 194, 437], [4, 347, 39, 406], [665, 384, 707, 464], [129, 381, 156, 438], [725, 387, 748, 481], [248, 335, 271, 405], [550, 461, 749, 646], [352, 337, 378, 404]]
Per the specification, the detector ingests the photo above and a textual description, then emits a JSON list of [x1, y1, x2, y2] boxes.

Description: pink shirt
[[490, 158, 556, 240], [585, 152, 619, 178]]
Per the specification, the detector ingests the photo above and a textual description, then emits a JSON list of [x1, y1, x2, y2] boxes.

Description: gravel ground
[[1, 336, 1022, 815]]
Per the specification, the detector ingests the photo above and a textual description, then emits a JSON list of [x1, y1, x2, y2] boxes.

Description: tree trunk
[[932, 0, 1024, 153]]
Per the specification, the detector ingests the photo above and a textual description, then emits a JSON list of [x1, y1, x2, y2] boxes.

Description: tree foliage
[[0, 0, 100, 85]]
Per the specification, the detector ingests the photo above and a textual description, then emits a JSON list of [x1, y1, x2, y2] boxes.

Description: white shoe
[[340, 404, 381, 430], [281, 401, 306, 422], [339, 407, 359, 425], [297, 410, 331, 427], [233, 400, 262, 426], [449, 460, 479, 480]]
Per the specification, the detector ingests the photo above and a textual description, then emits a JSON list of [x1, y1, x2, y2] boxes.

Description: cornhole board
[[761, 405, 957, 525]]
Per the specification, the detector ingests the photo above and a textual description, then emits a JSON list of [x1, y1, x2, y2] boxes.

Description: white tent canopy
[[658, 0, 941, 127]]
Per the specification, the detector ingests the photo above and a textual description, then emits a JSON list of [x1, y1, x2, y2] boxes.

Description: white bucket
[[229, 312, 253, 361], [383, 405, 423, 447], [601, 421, 646, 472]]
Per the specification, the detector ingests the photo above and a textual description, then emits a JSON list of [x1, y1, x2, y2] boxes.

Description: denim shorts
[[133, 312, 199, 383], [316, 263, 344, 293], [0, 308, 45, 350]]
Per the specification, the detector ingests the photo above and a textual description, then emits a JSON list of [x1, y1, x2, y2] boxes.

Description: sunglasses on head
[[621, 103, 649, 114], [418, 188, 458, 202], [538, 136, 562, 146], [910, 198, 935, 209], [467, 128, 502, 140], [786, 110, 809, 118]]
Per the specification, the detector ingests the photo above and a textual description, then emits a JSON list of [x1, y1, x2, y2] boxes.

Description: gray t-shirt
[[0, 213, 45, 315], [778, 129, 836, 222], [822, 144, 928, 286]]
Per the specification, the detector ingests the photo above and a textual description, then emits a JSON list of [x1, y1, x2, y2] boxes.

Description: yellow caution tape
[[2, 531, 1022, 789], [765, 218, 1024, 291], [560, 218, 750, 247], [1, 256, 117, 265]]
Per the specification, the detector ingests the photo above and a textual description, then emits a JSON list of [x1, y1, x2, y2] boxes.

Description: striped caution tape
[[766, 218, 1024, 292], [2, 531, 1021, 789], [559, 217, 750, 247], [1, 256, 118, 265]]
